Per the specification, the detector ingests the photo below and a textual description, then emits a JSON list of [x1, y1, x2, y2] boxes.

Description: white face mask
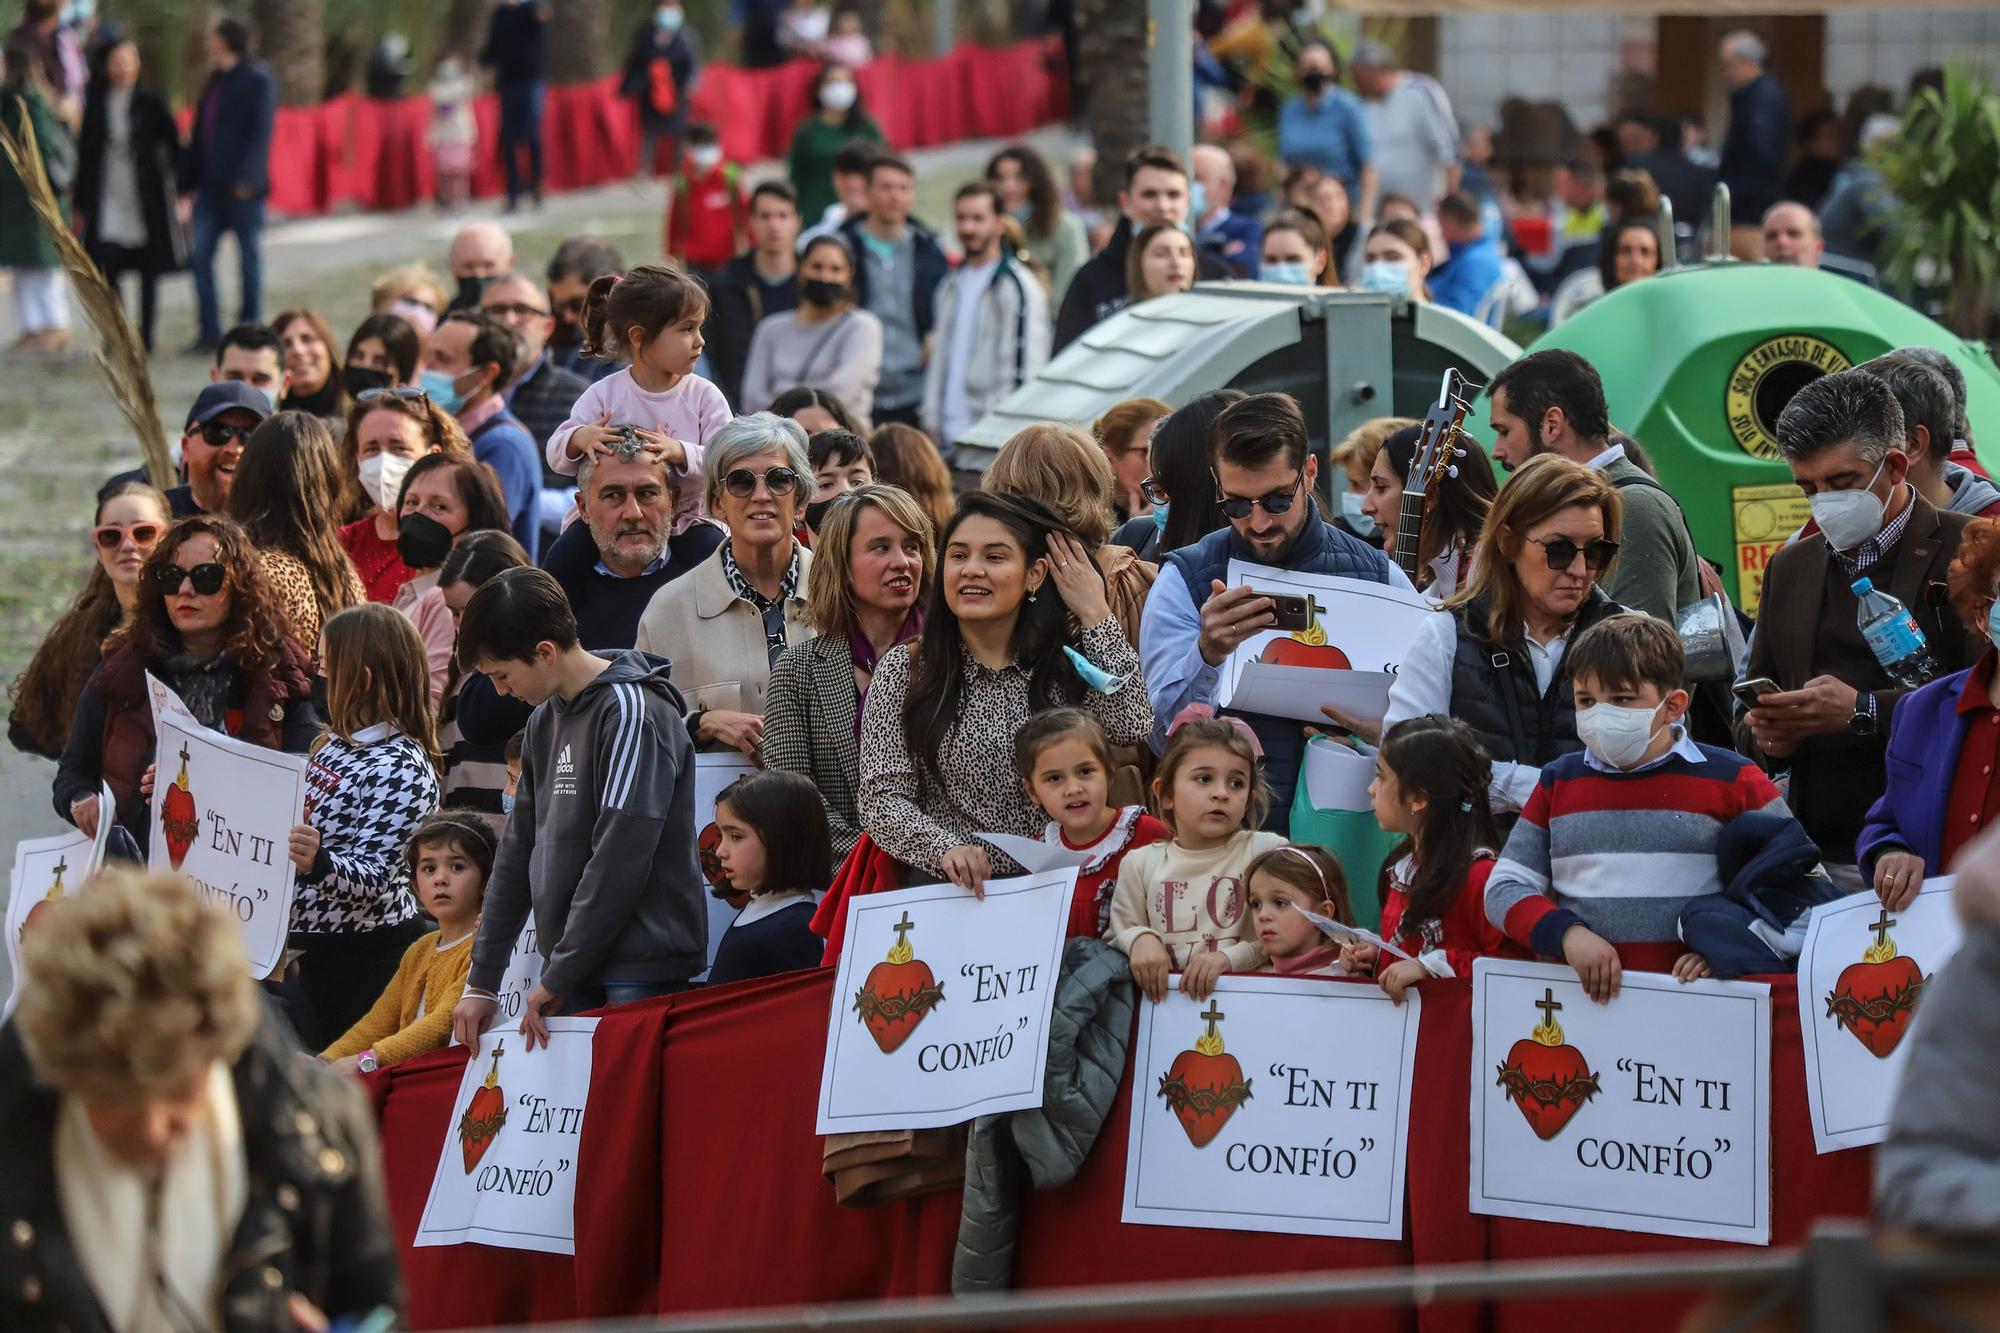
[[358, 451, 413, 513], [1576, 700, 1663, 771], [1808, 458, 1888, 552], [820, 79, 857, 112], [690, 144, 723, 172]]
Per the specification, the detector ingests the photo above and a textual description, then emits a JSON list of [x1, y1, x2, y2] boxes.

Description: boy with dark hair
[[667, 123, 748, 286], [704, 180, 801, 409], [450, 568, 702, 1047], [839, 153, 950, 427], [1485, 613, 1808, 999]]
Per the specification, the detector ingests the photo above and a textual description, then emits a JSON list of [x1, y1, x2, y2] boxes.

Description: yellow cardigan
[[322, 928, 476, 1065]]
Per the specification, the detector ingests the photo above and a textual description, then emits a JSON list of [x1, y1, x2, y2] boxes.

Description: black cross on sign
[[1870, 909, 1897, 947], [894, 912, 915, 937], [1200, 1001, 1225, 1034], [1536, 988, 1562, 1027]]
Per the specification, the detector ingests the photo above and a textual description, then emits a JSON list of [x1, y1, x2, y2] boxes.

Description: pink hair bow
[[1167, 703, 1265, 758]]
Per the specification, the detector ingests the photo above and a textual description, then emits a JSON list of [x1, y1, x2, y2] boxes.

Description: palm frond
[[0, 95, 174, 490]]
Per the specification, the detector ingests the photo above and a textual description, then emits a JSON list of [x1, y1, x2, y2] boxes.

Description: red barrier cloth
[[372, 971, 1869, 1331]]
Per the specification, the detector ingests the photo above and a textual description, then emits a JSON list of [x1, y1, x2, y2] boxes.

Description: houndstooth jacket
[[764, 633, 869, 867]]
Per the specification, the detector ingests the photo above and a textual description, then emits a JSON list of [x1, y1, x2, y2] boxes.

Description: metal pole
[[934, 0, 955, 57], [1147, 0, 1194, 169], [1709, 182, 1732, 263], [1656, 196, 1677, 271]]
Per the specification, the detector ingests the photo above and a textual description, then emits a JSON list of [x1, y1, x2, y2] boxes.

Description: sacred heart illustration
[[853, 911, 944, 1054], [160, 744, 201, 870], [1826, 908, 1927, 1059], [1495, 987, 1601, 1141], [1258, 619, 1352, 670], [20, 856, 67, 936], [1157, 1001, 1253, 1148], [457, 1042, 510, 1173]]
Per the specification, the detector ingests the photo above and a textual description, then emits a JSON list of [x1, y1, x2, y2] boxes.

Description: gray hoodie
[[469, 650, 702, 999], [1944, 461, 2000, 519]]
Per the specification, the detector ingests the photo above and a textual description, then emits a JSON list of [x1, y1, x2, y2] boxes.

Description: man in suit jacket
[[183, 15, 275, 351], [1736, 370, 1977, 888]]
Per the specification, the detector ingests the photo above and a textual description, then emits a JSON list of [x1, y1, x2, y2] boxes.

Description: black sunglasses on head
[[198, 421, 255, 447], [356, 386, 430, 406], [151, 562, 227, 596], [1214, 469, 1305, 520], [722, 467, 802, 499], [1528, 536, 1620, 572]]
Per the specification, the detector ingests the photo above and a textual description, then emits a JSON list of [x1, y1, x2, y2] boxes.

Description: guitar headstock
[[1408, 368, 1478, 498]]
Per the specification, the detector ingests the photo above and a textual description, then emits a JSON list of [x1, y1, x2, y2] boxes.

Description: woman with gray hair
[[636, 413, 815, 760]]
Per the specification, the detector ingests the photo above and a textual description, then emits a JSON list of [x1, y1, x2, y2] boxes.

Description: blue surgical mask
[[1063, 645, 1127, 695], [1151, 501, 1170, 536], [655, 5, 683, 30], [500, 791, 516, 815], [1340, 488, 1378, 538], [1987, 596, 2000, 646], [1188, 180, 1208, 230], [1361, 260, 1411, 296], [1262, 259, 1312, 286], [419, 366, 467, 414]]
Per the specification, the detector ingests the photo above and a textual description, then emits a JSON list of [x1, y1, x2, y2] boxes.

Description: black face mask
[[455, 273, 494, 309], [398, 512, 455, 569], [804, 496, 835, 532], [549, 316, 582, 350], [342, 364, 393, 398], [1300, 71, 1329, 96], [309, 675, 330, 719], [802, 279, 848, 308]]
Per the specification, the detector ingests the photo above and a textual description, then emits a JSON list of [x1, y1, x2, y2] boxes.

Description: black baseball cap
[[185, 381, 274, 430]]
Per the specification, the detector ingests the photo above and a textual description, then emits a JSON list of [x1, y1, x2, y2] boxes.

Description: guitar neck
[[1393, 491, 1425, 582]]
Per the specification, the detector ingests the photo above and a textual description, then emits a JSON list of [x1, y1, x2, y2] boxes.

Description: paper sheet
[[978, 831, 1094, 874], [1225, 664, 1397, 726], [1304, 738, 1376, 811], [1298, 906, 1411, 960]]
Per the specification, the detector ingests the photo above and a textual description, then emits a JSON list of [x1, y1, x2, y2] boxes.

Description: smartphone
[[1261, 592, 1314, 633], [1732, 677, 1781, 710]]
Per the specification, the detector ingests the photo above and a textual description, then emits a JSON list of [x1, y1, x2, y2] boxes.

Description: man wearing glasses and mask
[[1139, 392, 1412, 827]]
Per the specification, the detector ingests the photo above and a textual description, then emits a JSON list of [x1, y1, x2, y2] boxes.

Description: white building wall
[[1823, 8, 2000, 100]]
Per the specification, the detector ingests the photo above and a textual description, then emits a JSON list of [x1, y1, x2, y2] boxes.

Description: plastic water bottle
[[1852, 578, 1939, 688]]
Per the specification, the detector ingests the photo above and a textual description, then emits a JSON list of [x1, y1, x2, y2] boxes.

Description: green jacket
[[0, 87, 73, 271], [786, 110, 882, 228]]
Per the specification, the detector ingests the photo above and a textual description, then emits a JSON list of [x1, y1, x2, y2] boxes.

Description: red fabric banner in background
[[372, 970, 1871, 1332], [250, 38, 1067, 220]]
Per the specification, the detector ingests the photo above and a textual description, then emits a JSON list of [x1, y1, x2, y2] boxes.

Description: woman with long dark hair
[[1107, 388, 1243, 560], [858, 491, 1153, 894], [987, 142, 1088, 304], [9, 482, 169, 758], [54, 516, 316, 851], [226, 411, 365, 662], [433, 530, 534, 818], [1358, 421, 1500, 598]]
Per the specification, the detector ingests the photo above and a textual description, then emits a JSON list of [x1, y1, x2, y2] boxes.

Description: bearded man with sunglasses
[[1140, 392, 1413, 828], [165, 381, 271, 518]]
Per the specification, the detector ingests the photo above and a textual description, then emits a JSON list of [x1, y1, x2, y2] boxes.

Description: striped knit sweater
[[1484, 742, 1793, 958]]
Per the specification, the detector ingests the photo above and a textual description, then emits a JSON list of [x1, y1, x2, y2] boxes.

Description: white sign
[[1303, 737, 1376, 811], [415, 1018, 599, 1255], [148, 694, 307, 978], [6, 812, 108, 1012], [1470, 958, 1771, 1246], [487, 922, 545, 1039], [1215, 561, 1431, 726], [692, 752, 758, 975], [815, 870, 1075, 1134], [1798, 882, 1964, 1154], [1121, 976, 1420, 1239]]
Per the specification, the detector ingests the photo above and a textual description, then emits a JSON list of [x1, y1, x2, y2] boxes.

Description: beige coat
[[634, 542, 814, 717]]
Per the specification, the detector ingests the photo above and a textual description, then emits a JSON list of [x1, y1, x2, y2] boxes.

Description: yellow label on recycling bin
[[1725, 334, 1852, 460], [1732, 482, 1813, 615]]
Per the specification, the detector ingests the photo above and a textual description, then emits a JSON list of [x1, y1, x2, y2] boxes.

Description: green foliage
[[1876, 62, 2000, 337], [1231, 18, 1406, 164]]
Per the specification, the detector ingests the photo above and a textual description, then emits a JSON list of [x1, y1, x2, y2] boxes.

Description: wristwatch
[[1848, 694, 1878, 737], [357, 1050, 380, 1074]]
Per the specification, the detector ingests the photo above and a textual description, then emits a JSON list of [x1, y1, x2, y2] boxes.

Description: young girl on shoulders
[[708, 770, 833, 985], [546, 263, 733, 550], [322, 811, 496, 1072], [1016, 708, 1170, 940], [288, 603, 444, 1047], [1247, 844, 1354, 977], [1340, 714, 1514, 1002], [1107, 707, 1284, 1002]]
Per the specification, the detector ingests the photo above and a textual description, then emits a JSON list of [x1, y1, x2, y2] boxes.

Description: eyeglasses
[[1527, 536, 1620, 572], [93, 522, 164, 550], [484, 301, 551, 321], [1139, 476, 1171, 507], [722, 467, 803, 499], [1214, 470, 1305, 520], [198, 421, 255, 447], [150, 562, 228, 596], [356, 386, 430, 406]]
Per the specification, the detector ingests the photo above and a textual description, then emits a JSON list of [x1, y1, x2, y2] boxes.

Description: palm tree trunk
[[1075, 0, 1148, 203], [251, 0, 326, 106], [445, 0, 497, 67], [546, 0, 611, 83]]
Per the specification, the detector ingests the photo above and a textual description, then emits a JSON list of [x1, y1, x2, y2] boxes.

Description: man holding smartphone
[[1139, 392, 1415, 829]]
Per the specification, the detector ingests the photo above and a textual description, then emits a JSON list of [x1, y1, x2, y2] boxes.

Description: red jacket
[[1378, 854, 1523, 977], [667, 163, 746, 269]]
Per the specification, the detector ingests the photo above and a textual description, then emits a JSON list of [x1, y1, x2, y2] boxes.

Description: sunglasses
[[1139, 476, 1171, 507], [93, 522, 164, 550], [198, 421, 255, 447], [1527, 536, 1620, 572], [150, 562, 228, 596], [722, 467, 802, 499], [1214, 470, 1305, 520], [356, 386, 430, 406]]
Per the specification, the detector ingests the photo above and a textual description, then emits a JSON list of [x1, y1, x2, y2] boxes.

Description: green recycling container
[[1478, 264, 2000, 613]]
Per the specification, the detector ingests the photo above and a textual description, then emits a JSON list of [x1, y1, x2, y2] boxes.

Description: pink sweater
[[546, 368, 733, 536]]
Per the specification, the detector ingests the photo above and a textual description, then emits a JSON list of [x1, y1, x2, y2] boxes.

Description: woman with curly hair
[[225, 411, 365, 664], [987, 142, 1089, 303], [334, 386, 473, 601], [8, 481, 170, 759], [53, 515, 317, 855]]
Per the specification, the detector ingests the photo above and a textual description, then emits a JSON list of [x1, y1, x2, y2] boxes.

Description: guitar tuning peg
[[1446, 466, 1459, 478]]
